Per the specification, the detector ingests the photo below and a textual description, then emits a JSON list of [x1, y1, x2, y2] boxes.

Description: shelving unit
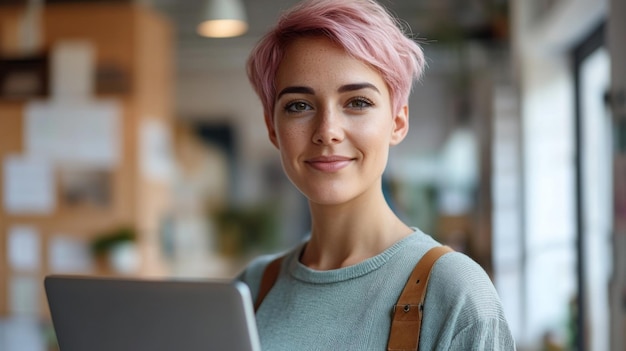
[[0, 2, 173, 319]]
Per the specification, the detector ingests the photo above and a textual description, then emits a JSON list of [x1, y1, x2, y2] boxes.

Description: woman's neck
[[300, 190, 413, 270]]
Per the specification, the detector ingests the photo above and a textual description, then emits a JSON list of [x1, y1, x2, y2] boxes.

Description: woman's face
[[267, 36, 408, 206]]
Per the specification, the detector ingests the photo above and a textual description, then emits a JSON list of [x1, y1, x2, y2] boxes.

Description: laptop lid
[[44, 275, 261, 351]]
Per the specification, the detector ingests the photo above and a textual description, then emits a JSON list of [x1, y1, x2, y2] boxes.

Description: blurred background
[[0, 0, 624, 350]]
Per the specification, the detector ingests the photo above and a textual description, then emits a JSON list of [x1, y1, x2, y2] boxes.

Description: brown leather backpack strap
[[387, 245, 454, 351], [254, 256, 284, 312]]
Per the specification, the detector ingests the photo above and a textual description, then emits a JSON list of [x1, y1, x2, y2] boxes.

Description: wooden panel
[[0, 5, 24, 55], [0, 102, 23, 316], [134, 8, 173, 275], [0, 101, 24, 153], [43, 3, 137, 85], [0, 3, 173, 316]]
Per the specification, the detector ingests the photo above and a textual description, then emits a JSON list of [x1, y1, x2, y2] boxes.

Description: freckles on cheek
[[277, 123, 307, 141]]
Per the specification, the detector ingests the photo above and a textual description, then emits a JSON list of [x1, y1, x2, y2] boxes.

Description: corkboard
[[0, 3, 172, 317]]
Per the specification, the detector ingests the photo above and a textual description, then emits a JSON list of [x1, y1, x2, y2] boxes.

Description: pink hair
[[246, 0, 426, 119]]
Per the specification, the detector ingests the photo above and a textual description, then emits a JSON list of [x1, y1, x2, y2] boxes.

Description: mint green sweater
[[239, 230, 515, 350]]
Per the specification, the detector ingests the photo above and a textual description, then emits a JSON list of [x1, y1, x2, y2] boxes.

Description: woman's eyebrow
[[338, 83, 380, 94], [277, 86, 315, 99]]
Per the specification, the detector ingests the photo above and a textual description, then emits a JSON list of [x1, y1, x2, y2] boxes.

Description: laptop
[[44, 275, 261, 351]]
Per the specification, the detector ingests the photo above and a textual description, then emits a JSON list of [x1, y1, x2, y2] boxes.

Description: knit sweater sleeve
[[419, 252, 516, 350], [449, 317, 516, 350]]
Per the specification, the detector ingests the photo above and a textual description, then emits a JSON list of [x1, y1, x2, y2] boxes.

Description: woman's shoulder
[[236, 245, 301, 299], [400, 230, 497, 301], [423, 250, 515, 348], [425, 249, 509, 327], [239, 254, 277, 280], [433, 249, 489, 276], [430, 251, 501, 306]]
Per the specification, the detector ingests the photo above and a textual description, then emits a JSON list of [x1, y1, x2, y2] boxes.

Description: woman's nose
[[312, 108, 344, 145]]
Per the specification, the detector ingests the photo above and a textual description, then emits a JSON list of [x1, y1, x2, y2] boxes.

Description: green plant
[[90, 226, 136, 257]]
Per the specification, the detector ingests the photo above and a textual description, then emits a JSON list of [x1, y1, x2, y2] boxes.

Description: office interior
[[0, 0, 624, 350]]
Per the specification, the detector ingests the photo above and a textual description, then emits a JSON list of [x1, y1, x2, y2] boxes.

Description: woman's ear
[[265, 114, 279, 149], [390, 105, 409, 145]]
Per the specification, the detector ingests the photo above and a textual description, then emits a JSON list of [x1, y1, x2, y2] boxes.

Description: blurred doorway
[[574, 23, 612, 351]]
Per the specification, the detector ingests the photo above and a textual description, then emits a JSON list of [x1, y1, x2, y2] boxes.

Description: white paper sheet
[[140, 118, 174, 181], [2, 155, 55, 214], [7, 226, 40, 272], [25, 100, 121, 167], [51, 40, 95, 101], [9, 275, 39, 316], [48, 235, 94, 274]]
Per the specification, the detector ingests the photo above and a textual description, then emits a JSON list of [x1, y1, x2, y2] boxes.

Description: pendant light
[[197, 0, 248, 38]]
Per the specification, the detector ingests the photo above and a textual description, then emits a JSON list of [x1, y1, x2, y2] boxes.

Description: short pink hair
[[246, 0, 426, 119]]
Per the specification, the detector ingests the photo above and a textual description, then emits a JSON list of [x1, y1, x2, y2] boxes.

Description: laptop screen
[[44, 275, 261, 351]]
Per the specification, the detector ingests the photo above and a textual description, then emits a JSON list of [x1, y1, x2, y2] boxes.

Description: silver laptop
[[44, 275, 261, 351]]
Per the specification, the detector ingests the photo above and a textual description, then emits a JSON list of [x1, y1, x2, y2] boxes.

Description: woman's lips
[[305, 156, 354, 172]]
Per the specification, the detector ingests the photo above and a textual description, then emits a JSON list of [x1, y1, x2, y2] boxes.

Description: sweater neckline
[[287, 229, 422, 284]]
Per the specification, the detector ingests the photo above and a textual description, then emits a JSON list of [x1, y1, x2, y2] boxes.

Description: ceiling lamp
[[197, 0, 248, 38]]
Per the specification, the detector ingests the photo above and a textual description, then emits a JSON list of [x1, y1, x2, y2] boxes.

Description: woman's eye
[[347, 97, 373, 110], [285, 101, 312, 113]]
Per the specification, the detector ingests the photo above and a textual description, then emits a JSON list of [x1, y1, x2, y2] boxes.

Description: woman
[[239, 0, 515, 349]]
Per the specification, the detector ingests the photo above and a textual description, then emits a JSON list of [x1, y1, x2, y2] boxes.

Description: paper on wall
[[25, 99, 121, 167], [7, 225, 40, 272], [49, 235, 94, 274], [140, 118, 174, 182], [51, 40, 95, 101], [2, 155, 55, 214], [9, 275, 39, 316]]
